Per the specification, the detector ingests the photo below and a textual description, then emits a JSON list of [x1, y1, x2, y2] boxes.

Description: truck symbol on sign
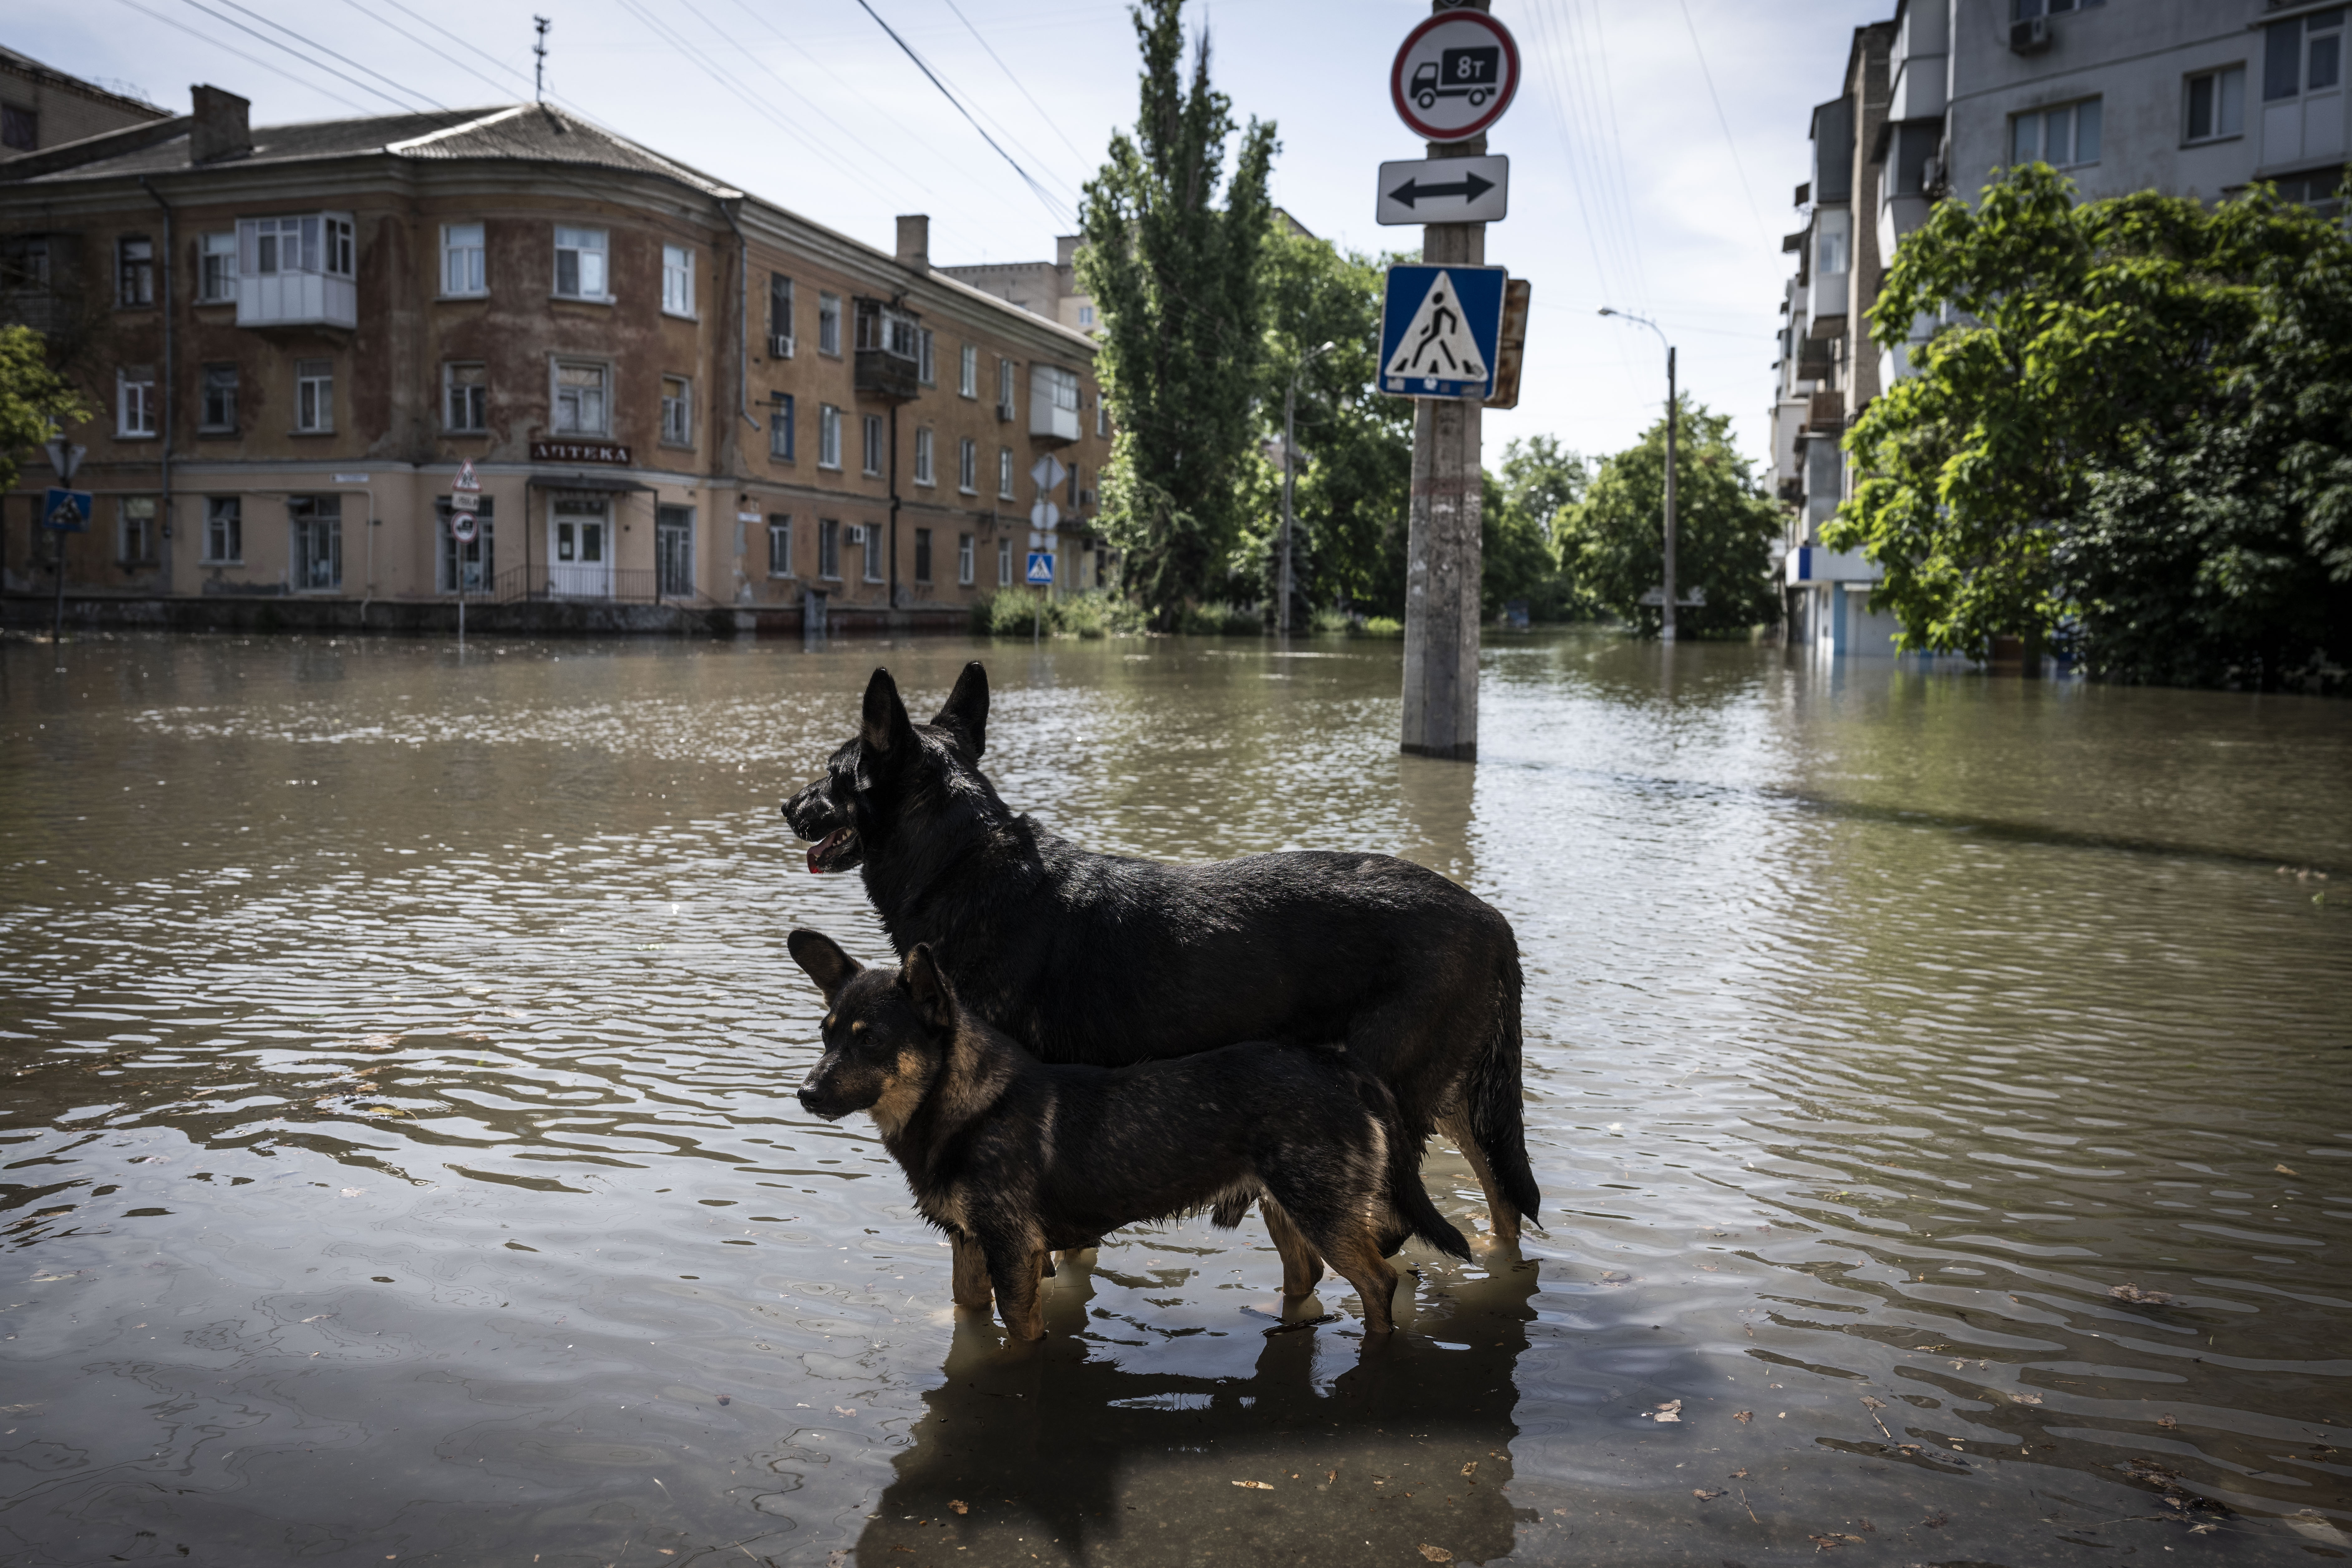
[[1410, 47, 1501, 109]]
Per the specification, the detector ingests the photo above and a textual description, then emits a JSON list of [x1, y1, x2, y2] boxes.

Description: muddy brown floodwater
[[1, 629, 2348, 1568]]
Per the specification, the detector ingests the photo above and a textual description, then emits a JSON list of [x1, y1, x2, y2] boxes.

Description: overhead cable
[[851, 0, 1074, 228], [193, 0, 444, 110], [1677, 0, 1770, 243], [112, 0, 372, 114]]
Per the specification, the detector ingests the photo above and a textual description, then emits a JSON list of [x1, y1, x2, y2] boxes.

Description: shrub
[[1179, 600, 1262, 636], [974, 590, 1145, 639], [1358, 615, 1403, 637]]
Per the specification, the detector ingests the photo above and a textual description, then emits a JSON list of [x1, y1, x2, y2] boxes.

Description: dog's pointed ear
[[931, 662, 989, 757], [903, 943, 956, 1032], [860, 667, 916, 759], [788, 928, 863, 1003]]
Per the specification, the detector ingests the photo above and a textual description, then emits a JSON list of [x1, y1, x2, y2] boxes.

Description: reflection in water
[[1, 630, 2346, 1566], [863, 1256, 1540, 1565]]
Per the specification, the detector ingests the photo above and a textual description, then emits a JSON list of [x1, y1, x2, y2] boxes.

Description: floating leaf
[[1652, 1400, 1683, 1423], [948, 1500, 967, 1515], [2276, 1165, 2297, 1176], [1418, 1547, 1452, 1564], [1733, 1411, 1753, 1423], [2110, 1283, 2173, 1305], [1693, 1488, 1725, 1500], [1232, 1480, 1273, 1491]]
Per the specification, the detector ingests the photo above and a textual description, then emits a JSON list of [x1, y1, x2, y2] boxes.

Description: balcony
[[1029, 363, 1079, 444], [235, 212, 357, 330], [853, 297, 921, 403]]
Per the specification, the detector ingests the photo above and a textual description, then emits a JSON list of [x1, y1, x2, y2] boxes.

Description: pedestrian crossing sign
[[1026, 551, 1055, 585], [1378, 263, 1507, 399]]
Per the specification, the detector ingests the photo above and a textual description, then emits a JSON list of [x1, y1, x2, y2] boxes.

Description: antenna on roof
[[533, 16, 550, 104]]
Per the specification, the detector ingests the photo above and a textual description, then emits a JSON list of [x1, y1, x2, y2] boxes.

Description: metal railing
[[492, 565, 715, 607]]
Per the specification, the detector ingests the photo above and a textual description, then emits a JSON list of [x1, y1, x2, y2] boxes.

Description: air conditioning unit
[[996, 401, 1016, 422], [2009, 17, 2049, 52], [845, 525, 865, 547], [769, 333, 794, 359], [1921, 156, 1945, 192]]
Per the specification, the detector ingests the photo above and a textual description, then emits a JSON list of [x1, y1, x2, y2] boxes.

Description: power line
[[851, 0, 1073, 227], [193, 0, 443, 111], [330, 0, 519, 104], [110, 0, 372, 114], [1677, 0, 1769, 243], [938, 0, 1090, 166]]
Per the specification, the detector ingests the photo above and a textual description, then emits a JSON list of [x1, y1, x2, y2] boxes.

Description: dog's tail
[[1467, 948, 1542, 1225], [1368, 1078, 1472, 1261]]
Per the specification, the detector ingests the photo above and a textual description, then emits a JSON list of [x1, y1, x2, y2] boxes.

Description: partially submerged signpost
[[41, 437, 89, 662], [451, 458, 482, 647], [1379, 2, 1522, 764]]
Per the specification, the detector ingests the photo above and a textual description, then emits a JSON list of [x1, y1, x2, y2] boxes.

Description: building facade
[[1, 87, 1112, 634], [0, 48, 169, 160], [1770, 0, 2343, 656]]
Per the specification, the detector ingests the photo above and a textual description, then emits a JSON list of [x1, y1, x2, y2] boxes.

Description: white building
[[1769, 0, 2342, 657]]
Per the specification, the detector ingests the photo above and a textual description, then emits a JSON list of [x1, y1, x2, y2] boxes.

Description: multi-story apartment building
[[0, 86, 1111, 634], [1770, 0, 2343, 656], [1, 48, 169, 160]]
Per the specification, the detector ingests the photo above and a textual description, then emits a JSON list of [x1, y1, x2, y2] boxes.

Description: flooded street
[[2, 629, 2348, 1567]]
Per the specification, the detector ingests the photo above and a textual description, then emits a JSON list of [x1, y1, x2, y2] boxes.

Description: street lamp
[[1599, 308, 1679, 643], [1278, 339, 1337, 637]]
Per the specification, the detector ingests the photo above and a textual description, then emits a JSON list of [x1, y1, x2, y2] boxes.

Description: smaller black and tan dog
[[787, 928, 1471, 1341]]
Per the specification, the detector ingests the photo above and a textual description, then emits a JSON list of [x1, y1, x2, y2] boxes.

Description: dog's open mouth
[[807, 826, 861, 875]]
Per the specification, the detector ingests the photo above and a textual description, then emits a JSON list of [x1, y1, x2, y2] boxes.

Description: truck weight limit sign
[[1390, 11, 1519, 143]]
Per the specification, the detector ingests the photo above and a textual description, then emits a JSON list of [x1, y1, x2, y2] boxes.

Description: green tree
[[0, 325, 89, 497], [1079, 0, 1278, 628], [1557, 400, 1781, 637], [1234, 226, 1412, 616], [1825, 163, 2352, 683], [1487, 436, 1590, 620]]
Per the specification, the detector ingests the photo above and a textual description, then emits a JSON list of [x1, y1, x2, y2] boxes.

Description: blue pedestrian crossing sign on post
[[41, 488, 92, 532], [1026, 551, 1055, 585], [1379, 264, 1508, 400]]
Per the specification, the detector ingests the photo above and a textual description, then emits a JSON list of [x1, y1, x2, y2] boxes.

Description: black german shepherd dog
[[788, 929, 1471, 1339], [780, 663, 1540, 1263]]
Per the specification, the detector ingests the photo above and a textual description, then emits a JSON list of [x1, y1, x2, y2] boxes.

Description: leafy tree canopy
[[0, 325, 89, 498], [1079, 0, 1278, 628], [1825, 163, 2352, 687], [1557, 400, 1781, 637]]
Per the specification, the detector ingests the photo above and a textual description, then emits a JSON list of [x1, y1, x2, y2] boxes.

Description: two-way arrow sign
[[1375, 153, 1509, 226]]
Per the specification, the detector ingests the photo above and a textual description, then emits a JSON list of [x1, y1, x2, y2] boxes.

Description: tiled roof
[[3, 103, 735, 196]]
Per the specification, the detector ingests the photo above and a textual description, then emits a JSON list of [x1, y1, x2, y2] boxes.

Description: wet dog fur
[[780, 664, 1540, 1250], [788, 928, 1471, 1340]]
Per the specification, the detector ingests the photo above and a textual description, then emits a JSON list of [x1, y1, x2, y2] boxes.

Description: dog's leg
[[1439, 1107, 1521, 1246], [1260, 1199, 1326, 1298], [950, 1232, 994, 1310], [1324, 1231, 1403, 1335], [987, 1243, 1049, 1342]]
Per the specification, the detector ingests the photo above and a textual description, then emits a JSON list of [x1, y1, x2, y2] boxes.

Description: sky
[[17, 0, 1891, 471]]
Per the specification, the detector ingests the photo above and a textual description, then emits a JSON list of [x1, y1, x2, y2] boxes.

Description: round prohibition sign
[[1390, 10, 1520, 143]]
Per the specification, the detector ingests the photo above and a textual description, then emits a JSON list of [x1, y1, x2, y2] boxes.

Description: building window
[[295, 358, 333, 432], [913, 427, 935, 486], [442, 221, 486, 295], [2011, 0, 2105, 16], [769, 393, 796, 460], [1815, 208, 1851, 276], [997, 356, 1016, 415], [918, 327, 935, 384], [445, 361, 487, 432], [290, 494, 342, 590], [2267, 10, 2343, 103], [862, 414, 884, 476], [1078, 304, 1094, 328], [769, 273, 794, 355], [436, 497, 495, 593], [1068, 461, 1082, 506], [998, 445, 1015, 499], [118, 496, 158, 565], [204, 496, 241, 563], [819, 403, 842, 468], [554, 359, 609, 434], [2185, 66, 2248, 143], [958, 436, 977, 493], [118, 236, 154, 306], [198, 232, 237, 301], [914, 526, 933, 583], [958, 342, 977, 397], [820, 517, 841, 579], [2011, 97, 2102, 167], [661, 375, 692, 445], [241, 215, 352, 279], [2, 235, 50, 291], [768, 514, 793, 577], [958, 531, 974, 585], [117, 367, 156, 437], [818, 292, 842, 355], [1, 104, 35, 151], [997, 536, 1012, 586], [554, 225, 608, 298], [662, 243, 694, 316], [1097, 395, 1108, 437], [200, 363, 238, 432], [656, 503, 694, 598], [862, 523, 884, 582]]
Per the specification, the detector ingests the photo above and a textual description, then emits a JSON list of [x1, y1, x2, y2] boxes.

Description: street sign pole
[[1391, 0, 1516, 764], [44, 440, 84, 657]]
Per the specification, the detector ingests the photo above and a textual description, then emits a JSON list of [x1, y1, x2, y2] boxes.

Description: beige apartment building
[[0, 85, 1112, 634]]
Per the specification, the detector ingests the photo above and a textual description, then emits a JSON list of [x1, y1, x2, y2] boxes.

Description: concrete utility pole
[[1600, 308, 1678, 641], [1400, 149, 1488, 759], [1279, 339, 1335, 638]]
